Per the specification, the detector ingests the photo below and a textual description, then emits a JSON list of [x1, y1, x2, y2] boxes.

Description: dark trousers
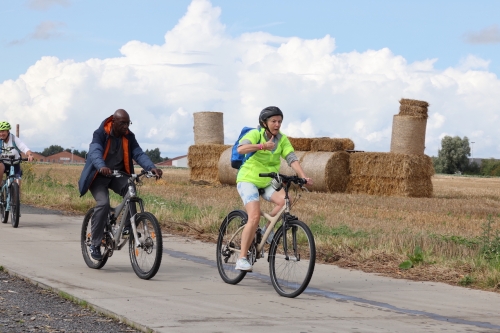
[[89, 175, 136, 247]]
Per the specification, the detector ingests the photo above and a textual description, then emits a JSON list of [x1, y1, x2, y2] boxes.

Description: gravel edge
[[2, 267, 155, 333]]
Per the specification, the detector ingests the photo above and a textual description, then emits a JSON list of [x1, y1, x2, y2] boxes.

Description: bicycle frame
[[102, 172, 150, 256], [227, 177, 299, 260], [0, 153, 22, 213]]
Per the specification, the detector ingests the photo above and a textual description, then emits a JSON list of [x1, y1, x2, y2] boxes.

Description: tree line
[[36, 145, 169, 163], [433, 136, 500, 176]]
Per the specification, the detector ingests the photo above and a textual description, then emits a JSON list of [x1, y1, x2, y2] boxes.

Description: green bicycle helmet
[[0, 121, 11, 131]]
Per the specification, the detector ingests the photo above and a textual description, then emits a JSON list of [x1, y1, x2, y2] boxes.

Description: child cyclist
[[0, 121, 34, 186], [235, 106, 313, 271]]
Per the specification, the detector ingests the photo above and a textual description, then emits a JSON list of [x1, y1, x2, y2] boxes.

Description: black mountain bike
[[81, 170, 163, 280]]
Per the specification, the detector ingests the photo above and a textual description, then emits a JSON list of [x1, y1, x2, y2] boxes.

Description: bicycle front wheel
[[81, 208, 109, 269], [10, 182, 20, 228], [0, 183, 8, 224], [129, 212, 163, 280], [216, 210, 248, 285], [269, 219, 316, 298]]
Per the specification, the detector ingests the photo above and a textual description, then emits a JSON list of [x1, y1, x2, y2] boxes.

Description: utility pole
[[16, 124, 19, 138]]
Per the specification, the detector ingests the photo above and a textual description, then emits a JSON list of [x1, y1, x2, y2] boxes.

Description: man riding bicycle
[[0, 121, 34, 187], [78, 109, 163, 261]]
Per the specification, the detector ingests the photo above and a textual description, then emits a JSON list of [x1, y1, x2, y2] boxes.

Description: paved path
[[1, 211, 500, 332]]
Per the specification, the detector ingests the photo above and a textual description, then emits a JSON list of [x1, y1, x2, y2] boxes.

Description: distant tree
[[464, 161, 481, 175], [41, 145, 64, 157], [434, 136, 470, 174], [64, 148, 71, 153], [480, 158, 500, 176], [144, 148, 163, 163], [77, 150, 87, 159]]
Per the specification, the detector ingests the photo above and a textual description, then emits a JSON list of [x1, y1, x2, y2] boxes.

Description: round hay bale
[[288, 137, 313, 151], [390, 115, 427, 155], [399, 105, 428, 119], [193, 112, 224, 144], [279, 151, 308, 176], [340, 138, 355, 150], [298, 151, 350, 193], [399, 98, 429, 108], [218, 147, 238, 185]]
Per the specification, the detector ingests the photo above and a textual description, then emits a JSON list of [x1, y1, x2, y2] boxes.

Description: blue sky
[[1, 0, 499, 158]]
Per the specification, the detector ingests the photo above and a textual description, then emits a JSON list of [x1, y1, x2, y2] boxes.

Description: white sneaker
[[235, 258, 252, 271], [260, 226, 275, 245]]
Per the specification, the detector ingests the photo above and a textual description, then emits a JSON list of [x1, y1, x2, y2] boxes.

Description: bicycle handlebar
[[259, 172, 308, 186], [106, 169, 158, 181]]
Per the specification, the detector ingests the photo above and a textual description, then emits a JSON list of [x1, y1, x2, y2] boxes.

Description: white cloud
[[1, 0, 500, 158], [8, 21, 66, 45], [463, 25, 500, 45], [27, 0, 70, 11]]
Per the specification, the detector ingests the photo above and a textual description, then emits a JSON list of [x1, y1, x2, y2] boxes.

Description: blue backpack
[[231, 127, 261, 169]]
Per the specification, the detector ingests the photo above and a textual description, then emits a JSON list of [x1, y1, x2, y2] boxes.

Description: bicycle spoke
[[269, 220, 316, 298], [216, 210, 248, 284], [129, 212, 162, 280]]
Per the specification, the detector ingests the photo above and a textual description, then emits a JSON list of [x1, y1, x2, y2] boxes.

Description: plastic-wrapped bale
[[193, 112, 224, 145], [287, 137, 313, 151], [280, 151, 350, 193], [188, 144, 231, 185], [347, 152, 434, 197], [218, 147, 238, 185]]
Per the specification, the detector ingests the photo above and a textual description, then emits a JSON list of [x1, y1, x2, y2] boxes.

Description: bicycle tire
[[216, 210, 248, 285], [10, 182, 20, 228], [80, 208, 109, 269], [129, 212, 163, 280], [269, 219, 316, 298], [0, 183, 8, 224]]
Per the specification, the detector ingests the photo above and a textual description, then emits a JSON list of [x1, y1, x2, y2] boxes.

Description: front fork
[[279, 214, 299, 262]]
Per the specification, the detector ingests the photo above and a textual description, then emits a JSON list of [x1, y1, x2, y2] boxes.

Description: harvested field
[[21, 164, 500, 292]]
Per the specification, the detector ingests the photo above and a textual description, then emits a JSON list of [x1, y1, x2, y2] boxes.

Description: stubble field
[[20, 164, 500, 291]]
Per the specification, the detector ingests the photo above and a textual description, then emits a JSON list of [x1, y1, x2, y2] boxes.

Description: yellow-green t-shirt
[[236, 128, 294, 188]]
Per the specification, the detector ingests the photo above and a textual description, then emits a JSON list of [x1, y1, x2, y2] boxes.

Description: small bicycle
[[0, 147, 27, 228], [81, 170, 163, 280], [216, 172, 316, 298]]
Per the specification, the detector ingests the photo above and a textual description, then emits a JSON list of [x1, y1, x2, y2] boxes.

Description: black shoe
[[89, 245, 103, 261]]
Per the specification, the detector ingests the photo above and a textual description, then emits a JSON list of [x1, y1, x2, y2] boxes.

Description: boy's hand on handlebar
[[99, 167, 112, 176], [151, 168, 163, 179], [303, 177, 313, 186]]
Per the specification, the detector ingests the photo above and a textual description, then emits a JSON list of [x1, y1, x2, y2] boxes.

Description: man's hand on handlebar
[[151, 168, 163, 179], [99, 167, 112, 176]]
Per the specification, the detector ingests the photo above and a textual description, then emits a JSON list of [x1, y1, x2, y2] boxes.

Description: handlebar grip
[[259, 172, 276, 178]]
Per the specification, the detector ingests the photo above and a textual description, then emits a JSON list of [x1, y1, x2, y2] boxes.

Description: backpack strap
[[11, 134, 21, 155]]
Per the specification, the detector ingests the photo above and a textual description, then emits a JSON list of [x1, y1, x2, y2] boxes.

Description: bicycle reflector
[[271, 175, 283, 191]]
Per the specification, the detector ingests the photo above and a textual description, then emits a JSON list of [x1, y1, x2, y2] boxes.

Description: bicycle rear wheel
[[129, 212, 163, 280], [10, 182, 20, 228], [216, 210, 248, 285], [0, 183, 8, 224], [269, 219, 316, 298], [81, 208, 109, 269]]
